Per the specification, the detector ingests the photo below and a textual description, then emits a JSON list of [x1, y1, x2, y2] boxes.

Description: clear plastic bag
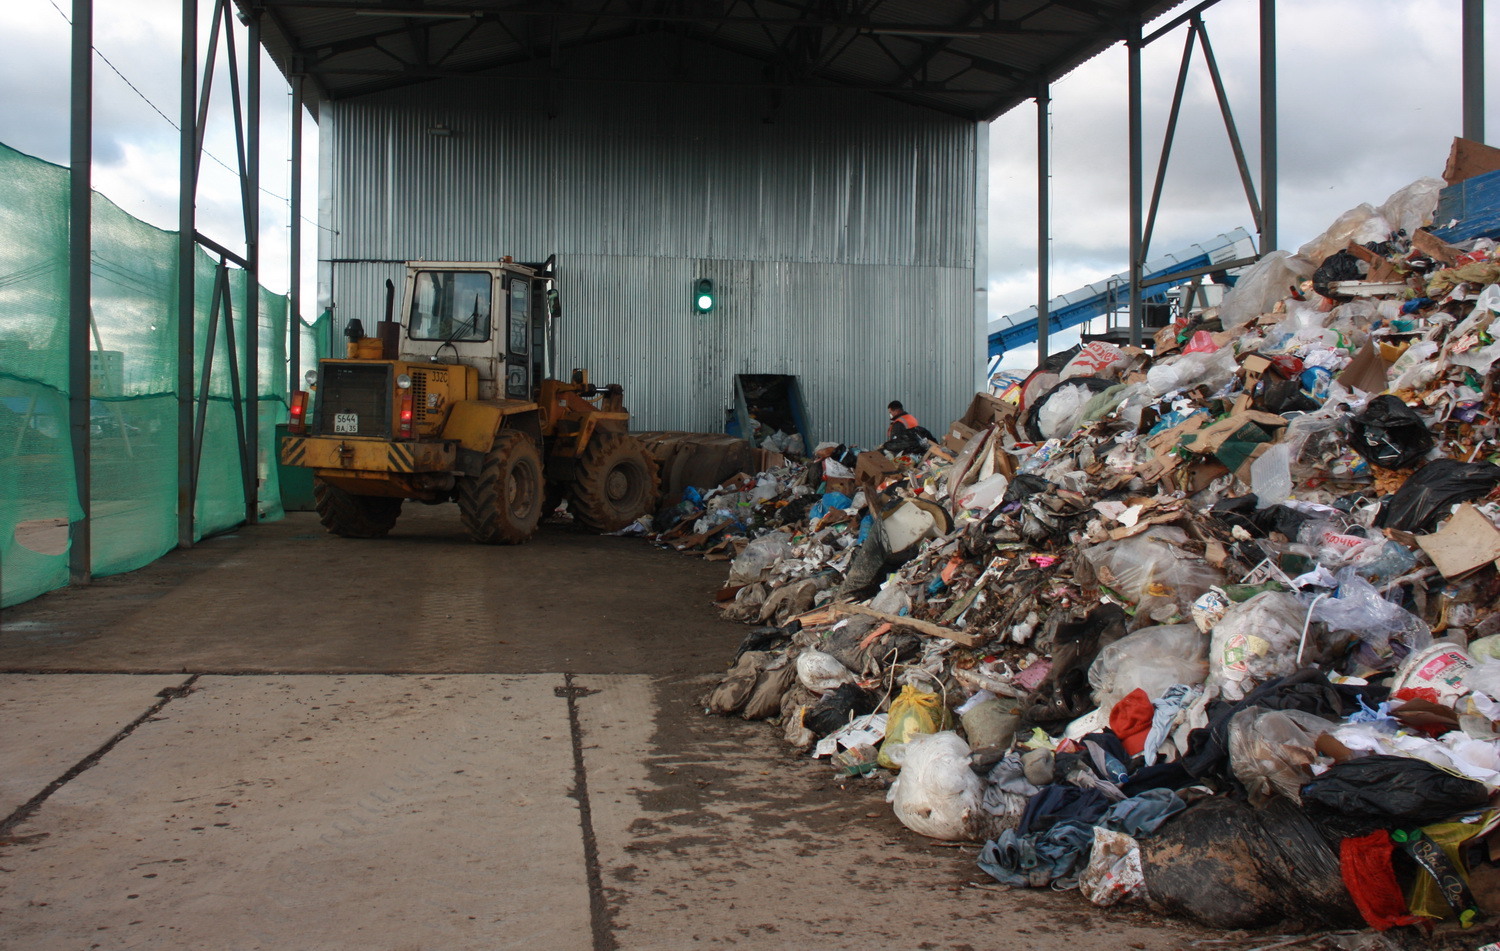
[[1207, 591, 1317, 702], [1077, 527, 1222, 614], [1218, 251, 1317, 329], [1079, 827, 1145, 907], [885, 731, 983, 840], [1313, 569, 1431, 654], [1089, 624, 1209, 712], [727, 532, 794, 584], [1227, 706, 1337, 806]]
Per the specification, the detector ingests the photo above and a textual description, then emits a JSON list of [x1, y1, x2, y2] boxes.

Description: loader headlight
[[304, 369, 318, 388], [396, 373, 412, 389]]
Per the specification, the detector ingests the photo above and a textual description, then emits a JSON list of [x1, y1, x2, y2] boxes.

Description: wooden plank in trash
[[830, 602, 982, 647]]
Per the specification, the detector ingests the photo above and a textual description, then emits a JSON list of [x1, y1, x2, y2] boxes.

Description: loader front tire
[[313, 479, 403, 538], [458, 431, 544, 544], [569, 433, 661, 533]]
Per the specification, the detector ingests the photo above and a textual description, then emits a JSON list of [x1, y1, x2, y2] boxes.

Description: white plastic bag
[[1036, 383, 1094, 439], [885, 731, 983, 841], [795, 650, 856, 693], [1089, 624, 1209, 712]]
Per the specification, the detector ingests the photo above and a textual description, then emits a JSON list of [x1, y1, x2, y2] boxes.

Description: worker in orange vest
[[887, 400, 919, 439]]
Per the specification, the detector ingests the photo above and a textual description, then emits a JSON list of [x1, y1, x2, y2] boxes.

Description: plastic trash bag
[[796, 650, 856, 693], [1227, 707, 1336, 806], [1348, 395, 1433, 470], [1218, 250, 1317, 329], [727, 532, 795, 584], [877, 684, 950, 769], [1207, 591, 1318, 702], [1300, 755, 1491, 828], [1376, 459, 1500, 532], [1088, 624, 1208, 712], [1077, 526, 1220, 610], [1298, 202, 1392, 265], [1139, 797, 1361, 930], [1312, 569, 1432, 654], [1378, 176, 1444, 237], [885, 731, 983, 840], [1078, 827, 1145, 907]]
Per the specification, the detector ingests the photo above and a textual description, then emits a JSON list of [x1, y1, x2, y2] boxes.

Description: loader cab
[[398, 260, 558, 402]]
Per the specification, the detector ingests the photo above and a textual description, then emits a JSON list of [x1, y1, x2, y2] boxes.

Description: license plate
[[334, 413, 358, 434]]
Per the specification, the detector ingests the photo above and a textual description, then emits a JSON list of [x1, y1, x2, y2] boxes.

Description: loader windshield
[[407, 271, 492, 341]]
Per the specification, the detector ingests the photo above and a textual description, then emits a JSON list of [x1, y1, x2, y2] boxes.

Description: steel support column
[[245, 11, 261, 525], [1463, 0, 1485, 143], [68, 0, 93, 583], [289, 76, 303, 395], [1260, 0, 1277, 254], [1127, 20, 1144, 346], [1036, 81, 1050, 367], [177, 0, 197, 548]]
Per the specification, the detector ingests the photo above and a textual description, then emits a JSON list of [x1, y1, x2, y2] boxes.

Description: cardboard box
[[943, 420, 980, 453], [956, 392, 1015, 430], [855, 451, 899, 483], [823, 477, 856, 498]]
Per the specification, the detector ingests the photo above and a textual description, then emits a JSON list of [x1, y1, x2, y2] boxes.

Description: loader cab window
[[407, 270, 491, 341]]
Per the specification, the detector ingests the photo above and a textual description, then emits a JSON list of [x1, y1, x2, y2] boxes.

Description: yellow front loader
[[279, 257, 659, 543]]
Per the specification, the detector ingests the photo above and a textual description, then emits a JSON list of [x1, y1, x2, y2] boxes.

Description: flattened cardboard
[[1336, 340, 1391, 395], [1412, 228, 1463, 266], [855, 450, 899, 483], [1416, 503, 1500, 578], [1444, 136, 1500, 186], [1347, 242, 1403, 283]]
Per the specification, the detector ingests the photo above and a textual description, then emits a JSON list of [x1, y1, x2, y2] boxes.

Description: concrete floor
[[0, 508, 1233, 950]]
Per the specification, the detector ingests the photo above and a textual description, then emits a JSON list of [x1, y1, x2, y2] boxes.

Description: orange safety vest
[[892, 412, 918, 430]]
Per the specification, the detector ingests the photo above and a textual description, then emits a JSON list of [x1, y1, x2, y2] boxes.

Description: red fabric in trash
[[1341, 830, 1424, 931], [1109, 689, 1154, 757]]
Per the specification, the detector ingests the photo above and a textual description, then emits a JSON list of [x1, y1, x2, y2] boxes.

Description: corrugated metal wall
[[319, 37, 982, 447]]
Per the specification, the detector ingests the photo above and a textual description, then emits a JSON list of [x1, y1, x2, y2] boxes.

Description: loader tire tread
[[569, 432, 662, 534], [458, 431, 544, 545], [313, 479, 402, 539]]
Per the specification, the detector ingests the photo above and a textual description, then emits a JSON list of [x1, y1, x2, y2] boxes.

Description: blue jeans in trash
[[977, 819, 1095, 888]]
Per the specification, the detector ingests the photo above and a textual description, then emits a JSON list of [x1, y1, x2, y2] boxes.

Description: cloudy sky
[[0, 0, 1495, 358]]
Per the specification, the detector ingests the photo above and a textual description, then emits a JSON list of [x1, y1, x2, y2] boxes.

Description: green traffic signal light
[[693, 277, 715, 314]]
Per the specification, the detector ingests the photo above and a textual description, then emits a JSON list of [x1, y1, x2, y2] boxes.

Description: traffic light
[[693, 277, 716, 314]]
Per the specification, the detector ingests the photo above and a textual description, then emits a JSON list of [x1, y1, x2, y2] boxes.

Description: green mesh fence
[[0, 141, 306, 607]]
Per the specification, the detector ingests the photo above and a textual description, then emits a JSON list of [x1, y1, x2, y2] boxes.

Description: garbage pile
[[673, 143, 1500, 936]]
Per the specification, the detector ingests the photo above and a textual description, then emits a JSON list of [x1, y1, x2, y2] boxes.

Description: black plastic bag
[[1300, 755, 1491, 828], [1348, 395, 1434, 470], [1003, 473, 1051, 504], [1376, 458, 1500, 532], [803, 683, 877, 738], [1139, 797, 1361, 930], [1312, 249, 1366, 297]]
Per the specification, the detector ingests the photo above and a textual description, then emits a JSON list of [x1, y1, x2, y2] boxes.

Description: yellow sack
[[877, 684, 950, 769]]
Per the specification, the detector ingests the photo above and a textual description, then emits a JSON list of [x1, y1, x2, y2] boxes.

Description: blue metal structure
[[988, 227, 1256, 359]]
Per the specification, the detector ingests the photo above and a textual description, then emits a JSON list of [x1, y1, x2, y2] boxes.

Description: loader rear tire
[[458, 431, 544, 544], [313, 479, 403, 538], [569, 433, 661, 533]]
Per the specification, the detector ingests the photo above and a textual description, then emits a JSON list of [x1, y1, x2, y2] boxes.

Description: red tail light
[[289, 390, 309, 434], [398, 390, 414, 438]]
